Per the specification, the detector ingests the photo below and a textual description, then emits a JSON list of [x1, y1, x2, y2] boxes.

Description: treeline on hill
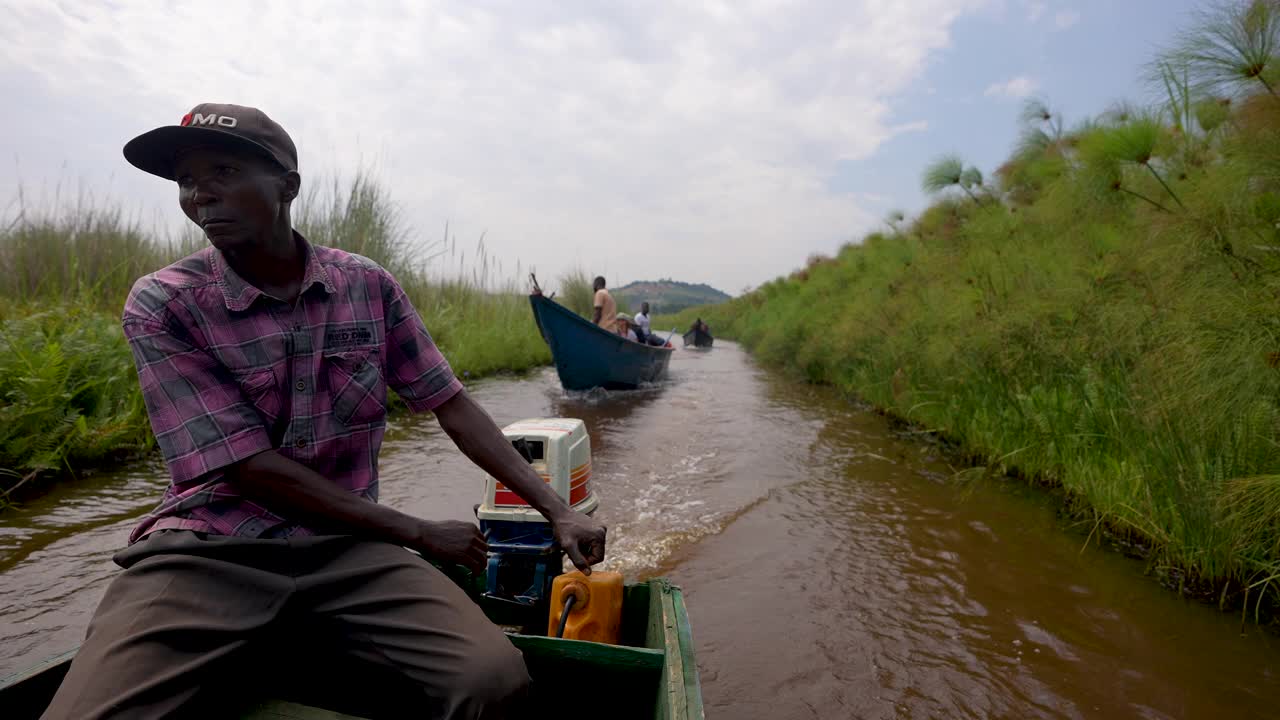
[[679, 1, 1280, 614], [614, 279, 731, 315], [0, 176, 556, 501]]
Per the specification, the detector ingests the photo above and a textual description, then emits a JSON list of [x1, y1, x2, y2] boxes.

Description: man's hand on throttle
[[552, 512, 607, 574]]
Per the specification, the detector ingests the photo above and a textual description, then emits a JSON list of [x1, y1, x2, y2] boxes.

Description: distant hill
[[614, 279, 731, 315]]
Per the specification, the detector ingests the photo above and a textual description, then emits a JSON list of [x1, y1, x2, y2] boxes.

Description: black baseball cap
[[123, 103, 298, 181]]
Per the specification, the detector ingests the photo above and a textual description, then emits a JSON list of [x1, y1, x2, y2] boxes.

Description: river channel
[[1, 342, 1277, 718]]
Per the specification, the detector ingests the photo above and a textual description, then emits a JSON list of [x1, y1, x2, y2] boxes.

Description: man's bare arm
[[227, 450, 488, 570], [433, 389, 607, 573]]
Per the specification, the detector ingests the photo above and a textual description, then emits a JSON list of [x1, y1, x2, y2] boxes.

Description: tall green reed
[[553, 267, 597, 319], [681, 2, 1280, 613], [0, 175, 550, 500]]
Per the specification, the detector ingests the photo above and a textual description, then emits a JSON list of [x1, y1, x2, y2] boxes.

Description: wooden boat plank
[[644, 580, 665, 718], [622, 582, 654, 643], [510, 634, 665, 673], [658, 583, 688, 720], [241, 700, 367, 719], [239, 638, 663, 719], [0, 648, 76, 689], [672, 587, 705, 720]]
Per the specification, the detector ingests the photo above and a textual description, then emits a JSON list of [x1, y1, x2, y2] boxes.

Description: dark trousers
[[41, 530, 529, 719]]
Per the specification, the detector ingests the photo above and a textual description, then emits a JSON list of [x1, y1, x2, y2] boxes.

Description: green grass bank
[[0, 176, 551, 499], [680, 2, 1280, 613]]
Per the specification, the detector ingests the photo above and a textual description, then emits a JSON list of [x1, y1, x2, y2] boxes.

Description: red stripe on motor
[[494, 472, 590, 507], [494, 490, 529, 506]]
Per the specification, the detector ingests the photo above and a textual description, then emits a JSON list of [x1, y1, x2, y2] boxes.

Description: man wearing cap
[[41, 104, 607, 720]]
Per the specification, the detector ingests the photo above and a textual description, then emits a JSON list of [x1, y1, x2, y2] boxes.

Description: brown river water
[[1, 342, 1277, 718]]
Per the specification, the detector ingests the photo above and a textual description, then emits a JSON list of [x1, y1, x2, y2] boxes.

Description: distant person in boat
[[41, 103, 607, 720], [591, 275, 617, 331], [634, 302, 652, 342], [633, 303, 667, 346], [691, 317, 710, 334], [615, 313, 640, 342]]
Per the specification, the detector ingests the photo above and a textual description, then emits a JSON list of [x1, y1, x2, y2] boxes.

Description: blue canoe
[[530, 294, 674, 391]]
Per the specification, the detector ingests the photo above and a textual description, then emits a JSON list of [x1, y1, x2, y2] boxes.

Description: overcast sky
[[4, 0, 1200, 295]]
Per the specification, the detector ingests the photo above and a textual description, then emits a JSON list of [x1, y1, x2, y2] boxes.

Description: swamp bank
[[0, 176, 551, 500], [670, 6, 1280, 614]]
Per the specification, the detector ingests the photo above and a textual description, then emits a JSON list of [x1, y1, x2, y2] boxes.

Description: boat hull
[[531, 294, 674, 391], [682, 329, 713, 348]]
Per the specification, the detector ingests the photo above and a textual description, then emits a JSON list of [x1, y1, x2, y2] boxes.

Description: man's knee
[[449, 636, 530, 710]]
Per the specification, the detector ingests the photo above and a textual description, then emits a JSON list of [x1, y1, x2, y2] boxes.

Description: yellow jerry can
[[547, 570, 624, 645]]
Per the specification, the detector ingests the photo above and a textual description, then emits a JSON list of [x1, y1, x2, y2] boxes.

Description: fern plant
[[0, 308, 153, 499]]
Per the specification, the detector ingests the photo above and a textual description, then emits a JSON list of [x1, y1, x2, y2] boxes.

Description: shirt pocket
[[324, 348, 387, 426], [235, 367, 282, 428]]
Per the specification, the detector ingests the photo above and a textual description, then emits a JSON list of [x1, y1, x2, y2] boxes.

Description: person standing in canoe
[[41, 103, 607, 720], [591, 275, 617, 332]]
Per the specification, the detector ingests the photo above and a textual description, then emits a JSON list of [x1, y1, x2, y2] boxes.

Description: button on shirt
[[122, 234, 463, 542]]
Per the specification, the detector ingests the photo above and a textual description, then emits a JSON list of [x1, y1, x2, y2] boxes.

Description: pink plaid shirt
[[122, 234, 463, 542]]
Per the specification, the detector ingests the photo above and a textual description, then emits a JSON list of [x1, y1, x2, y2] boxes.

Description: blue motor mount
[[480, 519, 563, 606]]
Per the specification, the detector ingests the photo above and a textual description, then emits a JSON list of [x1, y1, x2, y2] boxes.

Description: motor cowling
[[477, 418, 597, 607]]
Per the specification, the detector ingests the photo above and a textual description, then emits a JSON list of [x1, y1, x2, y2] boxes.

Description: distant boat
[[682, 328, 713, 349], [530, 293, 674, 391]]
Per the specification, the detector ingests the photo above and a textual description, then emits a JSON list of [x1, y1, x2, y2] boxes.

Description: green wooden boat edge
[[659, 581, 688, 720], [509, 633, 665, 671], [239, 700, 367, 720], [646, 578, 704, 720], [0, 649, 76, 690], [646, 579, 671, 719], [671, 586, 705, 719]]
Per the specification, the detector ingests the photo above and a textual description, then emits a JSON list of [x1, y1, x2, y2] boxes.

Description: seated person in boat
[[41, 103, 607, 720], [633, 302, 652, 342], [591, 275, 617, 331], [615, 313, 640, 342], [632, 305, 667, 347]]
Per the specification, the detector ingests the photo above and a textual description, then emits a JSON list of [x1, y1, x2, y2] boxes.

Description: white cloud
[[1026, 1, 1048, 22], [0, 0, 990, 293], [983, 75, 1039, 99], [1054, 9, 1081, 29]]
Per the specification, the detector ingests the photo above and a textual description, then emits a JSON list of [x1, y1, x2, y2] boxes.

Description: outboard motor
[[477, 418, 597, 608]]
